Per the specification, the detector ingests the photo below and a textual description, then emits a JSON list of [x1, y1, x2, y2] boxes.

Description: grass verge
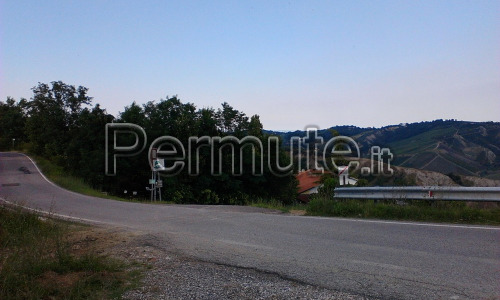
[[0, 206, 142, 299], [306, 195, 500, 225], [249, 198, 307, 213], [25, 154, 292, 208], [29, 155, 138, 202]]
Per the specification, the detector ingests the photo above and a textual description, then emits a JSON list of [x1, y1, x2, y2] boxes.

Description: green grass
[[389, 126, 456, 155], [397, 151, 436, 168], [30, 155, 141, 202], [0, 206, 142, 300], [26, 154, 293, 210], [306, 195, 500, 225], [27, 154, 499, 225], [249, 198, 307, 213]]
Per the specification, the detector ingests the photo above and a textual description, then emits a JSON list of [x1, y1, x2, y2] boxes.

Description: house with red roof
[[296, 167, 358, 202], [296, 169, 325, 202]]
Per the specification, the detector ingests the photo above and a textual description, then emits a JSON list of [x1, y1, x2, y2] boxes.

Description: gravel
[[118, 234, 372, 300]]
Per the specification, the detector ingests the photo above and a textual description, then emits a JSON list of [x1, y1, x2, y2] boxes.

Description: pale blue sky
[[1, 0, 499, 130]]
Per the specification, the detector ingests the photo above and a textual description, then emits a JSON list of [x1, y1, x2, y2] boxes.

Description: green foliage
[[248, 115, 264, 137], [361, 169, 416, 187], [318, 177, 337, 196], [0, 97, 27, 150], [0, 207, 138, 299], [447, 173, 473, 187], [25, 82, 92, 156], [32, 156, 130, 201], [4, 82, 298, 205], [200, 189, 220, 204], [389, 126, 456, 155], [306, 195, 500, 225], [123, 96, 297, 204], [217, 102, 249, 135], [356, 178, 369, 187], [249, 198, 307, 213]]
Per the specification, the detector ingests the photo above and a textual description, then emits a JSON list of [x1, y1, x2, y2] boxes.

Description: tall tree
[[25, 81, 91, 156], [217, 102, 249, 136], [0, 97, 27, 150], [248, 115, 263, 138], [66, 104, 114, 189]]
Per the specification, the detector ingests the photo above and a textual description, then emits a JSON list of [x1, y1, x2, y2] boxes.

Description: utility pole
[[150, 148, 157, 201]]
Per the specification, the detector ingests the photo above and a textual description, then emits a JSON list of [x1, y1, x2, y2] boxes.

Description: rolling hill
[[266, 120, 500, 183]]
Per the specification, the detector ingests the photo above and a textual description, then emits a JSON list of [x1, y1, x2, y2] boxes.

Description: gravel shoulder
[[70, 224, 371, 300]]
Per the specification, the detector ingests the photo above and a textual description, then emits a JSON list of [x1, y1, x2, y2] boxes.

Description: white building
[[338, 166, 358, 186]]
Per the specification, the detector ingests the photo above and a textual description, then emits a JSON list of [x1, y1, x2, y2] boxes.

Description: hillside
[[267, 120, 500, 183]]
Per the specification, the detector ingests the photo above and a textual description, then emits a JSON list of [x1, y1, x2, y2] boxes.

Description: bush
[[306, 196, 500, 224]]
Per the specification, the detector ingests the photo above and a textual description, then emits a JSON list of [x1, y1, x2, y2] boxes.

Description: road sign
[[153, 159, 165, 171], [156, 180, 163, 188]]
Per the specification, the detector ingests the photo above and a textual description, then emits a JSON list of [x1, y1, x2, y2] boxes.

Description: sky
[[1, 0, 499, 131]]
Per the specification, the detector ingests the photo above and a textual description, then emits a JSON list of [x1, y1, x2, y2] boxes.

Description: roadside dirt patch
[[66, 225, 139, 257], [65, 224, 168, 267], [64, 224, 368, 299], [37, 271, 85, 291], [289, 209, 307, 216]]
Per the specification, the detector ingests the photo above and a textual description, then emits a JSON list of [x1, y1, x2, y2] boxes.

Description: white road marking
[[4, 153, 500, 232], [21, 154, 83, 196], [0, 197, 110, 225], [291, 214, 500, 231]]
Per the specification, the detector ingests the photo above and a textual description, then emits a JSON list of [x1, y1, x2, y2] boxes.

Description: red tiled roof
[[296, 170, 324, 194]]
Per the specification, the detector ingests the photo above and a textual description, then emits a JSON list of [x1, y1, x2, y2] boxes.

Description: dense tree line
[[0, 81, 297, 204]]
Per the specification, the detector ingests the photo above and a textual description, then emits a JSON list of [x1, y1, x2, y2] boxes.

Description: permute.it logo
[[105, 123, 393, 177]]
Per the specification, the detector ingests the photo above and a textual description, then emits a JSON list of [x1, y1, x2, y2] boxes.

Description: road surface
[[0, 152, 498, 299]]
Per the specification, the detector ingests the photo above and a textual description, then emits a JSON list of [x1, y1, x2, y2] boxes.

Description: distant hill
[[265, 120, 500, 180]]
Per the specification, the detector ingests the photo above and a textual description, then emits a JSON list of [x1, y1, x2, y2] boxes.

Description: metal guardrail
[[334, 186, 500, 202]]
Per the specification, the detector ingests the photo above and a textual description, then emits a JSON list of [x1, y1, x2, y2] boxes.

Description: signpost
[[148, 148, 164, 201]]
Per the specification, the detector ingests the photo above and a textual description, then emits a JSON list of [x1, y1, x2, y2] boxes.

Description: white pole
[[153, 171, 157, 201], [150, 171, 154, 201]]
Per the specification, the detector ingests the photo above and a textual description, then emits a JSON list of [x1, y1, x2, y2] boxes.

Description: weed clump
[[0, 206, 138, 300]]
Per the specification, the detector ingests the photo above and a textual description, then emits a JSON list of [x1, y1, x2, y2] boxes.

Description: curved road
[[1, 152, 499, 299]]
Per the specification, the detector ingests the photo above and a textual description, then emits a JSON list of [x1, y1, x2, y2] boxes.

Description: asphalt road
[[1, 152, 499, 299]]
